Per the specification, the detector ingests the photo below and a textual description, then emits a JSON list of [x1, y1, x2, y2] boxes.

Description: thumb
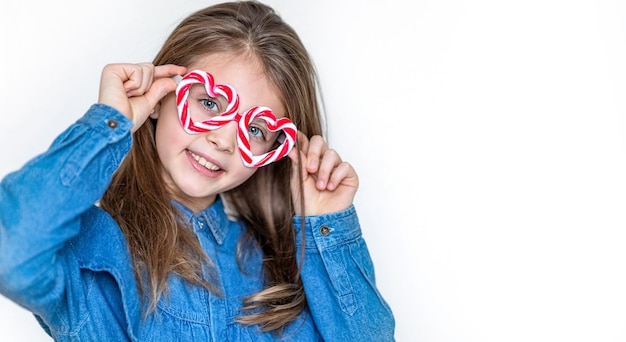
[[143, 77, 178, 108], [128, 77, 178, 132]]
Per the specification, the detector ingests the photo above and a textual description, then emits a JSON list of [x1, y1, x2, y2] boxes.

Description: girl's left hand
[[288, 133, 359, 216]]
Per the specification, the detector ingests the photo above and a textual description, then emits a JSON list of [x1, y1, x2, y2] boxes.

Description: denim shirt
[[0, 104, 395, 341]]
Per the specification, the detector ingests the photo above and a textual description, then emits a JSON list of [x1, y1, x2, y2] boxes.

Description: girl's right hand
[[98, 63, 187, 132]]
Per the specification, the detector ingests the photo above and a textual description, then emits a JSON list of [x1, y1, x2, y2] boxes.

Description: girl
[[0, 1, 394, 341]]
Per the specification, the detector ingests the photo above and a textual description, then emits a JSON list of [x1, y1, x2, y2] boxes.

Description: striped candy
[[176, 70, 239, 133], [237, 106, 297, 167], [175, 70, 297, 167]]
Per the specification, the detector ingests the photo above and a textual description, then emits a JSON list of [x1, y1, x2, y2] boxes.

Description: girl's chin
[[172, 191, 218, 209]]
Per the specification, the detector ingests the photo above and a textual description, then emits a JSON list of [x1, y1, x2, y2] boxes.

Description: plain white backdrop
[[1, 0, 626, 341]]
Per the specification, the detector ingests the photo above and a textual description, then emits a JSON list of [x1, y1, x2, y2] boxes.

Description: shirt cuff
[[77, 104, 133, 143], [294, 205, 362, 251]]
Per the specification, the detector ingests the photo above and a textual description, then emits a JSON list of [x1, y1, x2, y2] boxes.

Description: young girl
[[0, 1, 394, 341]]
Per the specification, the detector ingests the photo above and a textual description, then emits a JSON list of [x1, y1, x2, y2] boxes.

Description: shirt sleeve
[[295, 206, 396, 341], [0, 104, 132, 316]]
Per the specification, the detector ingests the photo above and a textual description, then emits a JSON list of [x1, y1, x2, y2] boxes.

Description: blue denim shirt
[[0, 104, 395, 341]]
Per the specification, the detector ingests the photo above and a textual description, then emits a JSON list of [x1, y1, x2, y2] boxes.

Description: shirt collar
[[171, 196, 229, 245]]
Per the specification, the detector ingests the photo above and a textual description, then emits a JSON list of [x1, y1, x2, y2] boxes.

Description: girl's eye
[[248, 125, 266, 139], [200, 99, 220, 113]]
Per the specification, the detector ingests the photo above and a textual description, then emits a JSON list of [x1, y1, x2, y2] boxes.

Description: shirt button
[[107, 119, 118, 129], [320, 225, 330, 236]]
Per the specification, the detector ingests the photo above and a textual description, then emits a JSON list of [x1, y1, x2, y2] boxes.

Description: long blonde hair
[[100, 0, 324, 334]]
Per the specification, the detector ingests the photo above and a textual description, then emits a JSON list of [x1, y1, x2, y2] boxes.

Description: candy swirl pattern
[[175, 70, 297, 167]]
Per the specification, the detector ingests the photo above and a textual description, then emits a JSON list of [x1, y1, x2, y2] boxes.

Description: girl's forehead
[[189, 53, 262, 86], [189, 54, 286, 118]]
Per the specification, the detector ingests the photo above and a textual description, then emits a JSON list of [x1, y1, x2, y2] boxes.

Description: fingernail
[[317, 180, 325, 189]]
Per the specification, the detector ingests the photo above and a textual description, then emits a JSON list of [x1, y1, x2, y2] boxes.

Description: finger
[[98, 63, 144, 110], [142, 76, 179, 108], [154, 64, 187, 79], [315, 148, 342, 190], [138, 63, 154, 95], [125, 63, 154, 97], [327, 161, 358, 191], [133, 64, 187, 115], [121, 63, 148, 95], [305, 135, 327, 173]]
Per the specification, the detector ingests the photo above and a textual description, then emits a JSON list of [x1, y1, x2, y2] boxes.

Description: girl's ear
[[149, 102, 161, 119]]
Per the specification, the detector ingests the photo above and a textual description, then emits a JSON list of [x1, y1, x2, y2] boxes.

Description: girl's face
[[153, 53, 286, 212]]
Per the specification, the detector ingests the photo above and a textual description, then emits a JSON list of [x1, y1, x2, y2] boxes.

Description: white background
[[1, 0, 626, 341]]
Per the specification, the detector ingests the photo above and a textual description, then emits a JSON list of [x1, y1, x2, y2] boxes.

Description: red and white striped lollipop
[[175, 70, 239, 133], [174, 70, 297, 168], [237, 106, 297, 167]]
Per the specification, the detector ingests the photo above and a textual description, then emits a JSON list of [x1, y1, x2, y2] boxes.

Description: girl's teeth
[[190, 152, 220, 171]]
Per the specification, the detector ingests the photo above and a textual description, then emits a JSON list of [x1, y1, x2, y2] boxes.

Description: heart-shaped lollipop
[[237, 106, 297, 167], [174, 70, 297, 168], [176, 70, 239, 133]]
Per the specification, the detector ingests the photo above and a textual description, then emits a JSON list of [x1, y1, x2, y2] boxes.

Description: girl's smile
[[152, 53, 286, 212], [187, 149, 224, 175]]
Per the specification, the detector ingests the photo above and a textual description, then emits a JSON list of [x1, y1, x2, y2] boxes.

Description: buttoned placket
[[189, 213, 229, 341]]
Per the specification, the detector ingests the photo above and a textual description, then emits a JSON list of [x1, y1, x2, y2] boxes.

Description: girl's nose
[[205, 121, 238, 153]]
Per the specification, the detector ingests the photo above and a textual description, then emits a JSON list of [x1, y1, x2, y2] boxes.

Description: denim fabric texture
[[0, 104, 395, 341]]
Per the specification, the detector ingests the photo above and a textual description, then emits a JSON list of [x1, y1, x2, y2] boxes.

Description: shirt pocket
[[155, 275, 212, 324]]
